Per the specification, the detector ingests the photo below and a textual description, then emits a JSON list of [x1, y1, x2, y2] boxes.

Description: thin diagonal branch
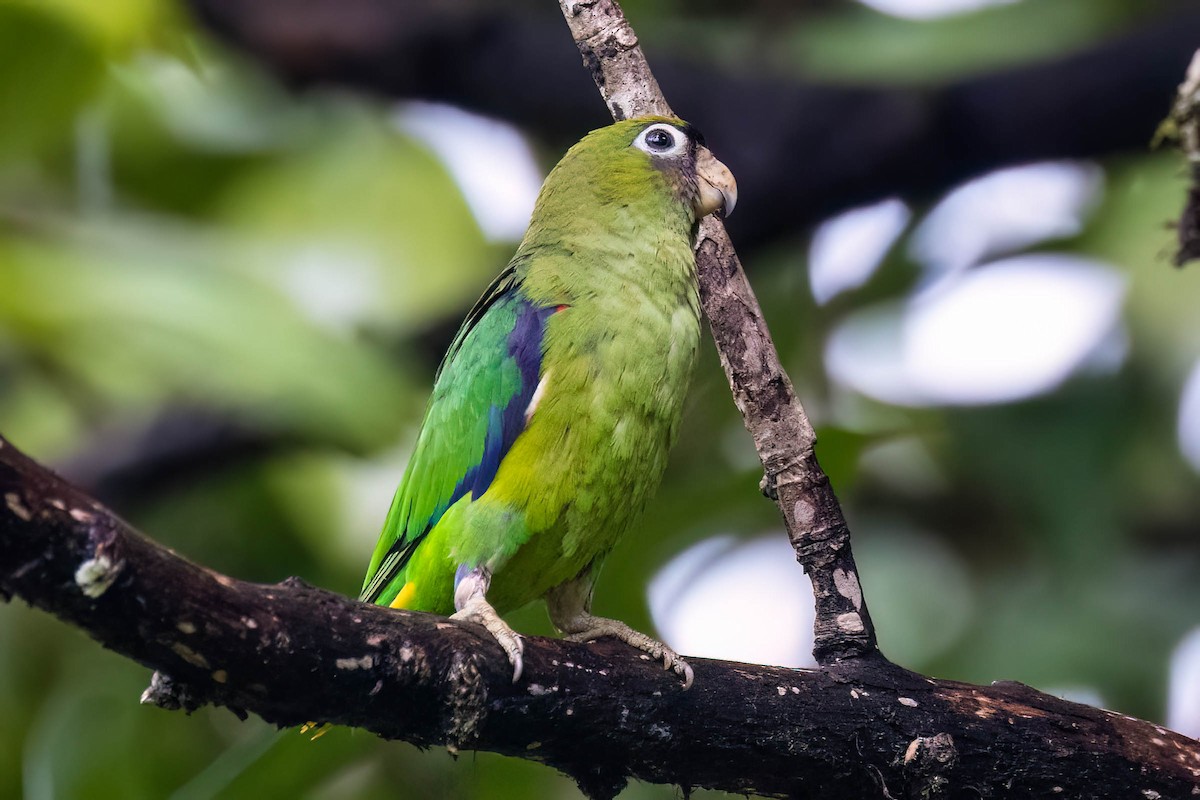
[[1167, 49, 1200, 266], [558, 0, 877, 665]]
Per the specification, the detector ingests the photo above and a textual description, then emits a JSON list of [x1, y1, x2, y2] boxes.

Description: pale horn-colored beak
[[694, 146, 737, 219]]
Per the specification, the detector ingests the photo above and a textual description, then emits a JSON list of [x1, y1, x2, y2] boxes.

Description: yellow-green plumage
[[360, 117, 735, 682]]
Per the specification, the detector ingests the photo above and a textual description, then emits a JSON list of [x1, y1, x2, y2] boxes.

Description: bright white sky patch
[[826, 254, 1126, 406], [809, 198, 910, 305], [856, 0, 1019, 21], [1043, 686, 1106, 709], [826, 303, 920, 405], [1177, 363, 1200, 474], [648, 535, 816, 668], [910, 162, 1104, 279], [1168, 626, 1200, 738], [395, 102, 543, 242]]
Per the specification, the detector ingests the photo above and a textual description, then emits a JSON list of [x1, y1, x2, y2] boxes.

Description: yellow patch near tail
[[390, 581, 417, 610], [300, 721, 330, 740]]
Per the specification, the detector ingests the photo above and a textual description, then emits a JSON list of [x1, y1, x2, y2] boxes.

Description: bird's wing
[[360, 264, 556, 603]]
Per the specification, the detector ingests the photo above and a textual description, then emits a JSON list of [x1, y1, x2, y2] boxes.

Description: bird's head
[[618, 116, 737, 220], [532, 116, 737, 229]]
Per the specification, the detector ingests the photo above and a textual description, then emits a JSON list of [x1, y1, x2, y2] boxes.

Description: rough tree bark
[[1167, 49, 1200, 266], [2, 1, 1199, 799], [4, 434, 1200, 799]]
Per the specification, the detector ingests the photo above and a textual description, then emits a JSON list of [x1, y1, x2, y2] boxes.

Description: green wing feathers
[[360, 267, 555, 605]]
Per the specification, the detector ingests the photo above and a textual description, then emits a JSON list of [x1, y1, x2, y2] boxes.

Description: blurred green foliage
[[1, 0, 1198, 798]]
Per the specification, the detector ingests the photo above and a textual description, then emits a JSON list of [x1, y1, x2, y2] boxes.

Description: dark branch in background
[[3, 434, 1200, 800], [186, 0, 1200, 252], [1167, 50, 1200, 267], [55, 410, 297, 511]]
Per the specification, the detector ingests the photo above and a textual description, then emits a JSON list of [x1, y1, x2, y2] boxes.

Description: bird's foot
[[562, 614, 693, 689], [451, 595, 524, 683]]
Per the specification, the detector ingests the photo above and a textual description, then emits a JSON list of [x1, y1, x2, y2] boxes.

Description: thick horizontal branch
[[187, 0, 1200, 251], [2, 434, 1199, 799]]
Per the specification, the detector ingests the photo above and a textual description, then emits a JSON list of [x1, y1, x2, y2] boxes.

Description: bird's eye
[[633, 123, 687, 157], [645, 128, 674, 151]]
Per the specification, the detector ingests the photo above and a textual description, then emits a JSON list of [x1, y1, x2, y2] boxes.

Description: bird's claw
[[564, 618, 693, 690], [451, 596, 525, 683], [651, 640, 694, 690]]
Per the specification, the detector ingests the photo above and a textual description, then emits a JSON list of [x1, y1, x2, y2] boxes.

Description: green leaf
[[0, 5, 105, 160], [0, 232, 411, 453]]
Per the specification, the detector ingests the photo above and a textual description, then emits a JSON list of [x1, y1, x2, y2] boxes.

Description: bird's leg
[[449, 565, 524, 682], [546, 570, 694, 689]]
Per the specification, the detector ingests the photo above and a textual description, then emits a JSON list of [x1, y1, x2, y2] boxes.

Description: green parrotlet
[[360, 116, 736, 688]]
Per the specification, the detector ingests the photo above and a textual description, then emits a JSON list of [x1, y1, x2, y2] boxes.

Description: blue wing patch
[[359, 274, 560, 603]]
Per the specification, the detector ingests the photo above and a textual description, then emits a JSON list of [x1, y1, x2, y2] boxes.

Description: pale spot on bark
[[899, 697, 918, 707], [212, 670, 228, 683], [75, 555, 121, 598], [613, 23, 638, 47], [793, 499, 817, 527], [171, 642, 210, 669], [335, 655, 374, 670], [69, 508, 94, 523], [647, 723, 672, 740], [5, 492, 31, 521], [833, 568, 863, 610], [836, 611, 864, 633], [177, 621, 197, 635]]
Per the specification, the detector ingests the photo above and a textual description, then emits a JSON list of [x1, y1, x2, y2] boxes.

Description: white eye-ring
[[633, 123, 688, 157]]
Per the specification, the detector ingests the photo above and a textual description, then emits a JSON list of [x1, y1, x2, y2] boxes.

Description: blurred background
[[2, 0, 1199, 797]]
